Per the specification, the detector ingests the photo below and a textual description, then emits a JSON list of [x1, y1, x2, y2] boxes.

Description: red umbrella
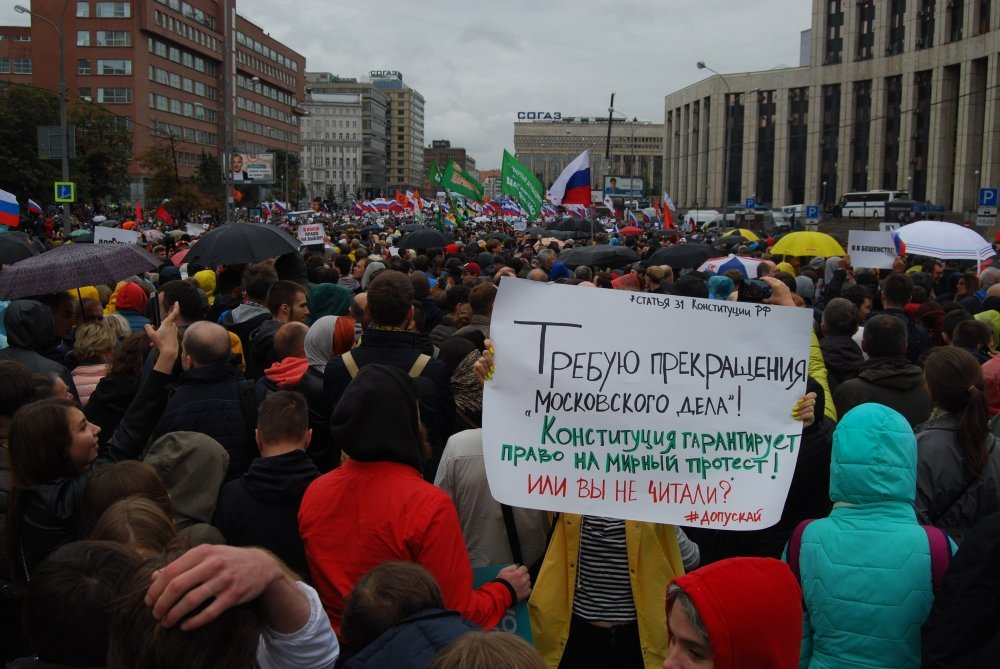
[[170, 248, 190, 266], [618, 226, 642, 235]]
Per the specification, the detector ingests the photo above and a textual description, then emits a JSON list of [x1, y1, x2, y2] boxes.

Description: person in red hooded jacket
[[663, 557, 802, 669]]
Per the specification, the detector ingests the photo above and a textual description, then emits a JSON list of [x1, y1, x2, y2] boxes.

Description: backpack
[[786, 519, 952, 594]]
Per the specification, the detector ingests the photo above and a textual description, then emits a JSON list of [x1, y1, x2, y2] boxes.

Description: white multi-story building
[[300, 92, 363, 202], [665, 0, 1000, 215]]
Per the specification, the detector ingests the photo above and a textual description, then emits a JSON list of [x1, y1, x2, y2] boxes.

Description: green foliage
[[70, 100, 132, 207], [0, 85, 60, 203]]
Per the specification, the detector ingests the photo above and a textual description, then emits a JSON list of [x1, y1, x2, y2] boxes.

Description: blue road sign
[[745, 196, 757, 210], [806, 205, 820, 220], [54, 181, 76, 203], [979, 187, 998, 208]]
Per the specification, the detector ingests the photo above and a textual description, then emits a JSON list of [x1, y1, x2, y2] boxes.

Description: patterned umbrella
[[0, 242, 160, 299], [698, 254, 764, 278]]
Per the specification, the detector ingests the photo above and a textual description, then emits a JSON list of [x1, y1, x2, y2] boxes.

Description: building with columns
[[664, 0, 999, 215]]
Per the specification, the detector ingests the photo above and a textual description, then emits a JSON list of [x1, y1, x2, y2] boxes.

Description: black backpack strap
[[500, 503, 523, 565]]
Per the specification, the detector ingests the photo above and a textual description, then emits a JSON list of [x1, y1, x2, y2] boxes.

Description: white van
[[682, 209, 720, 230], [781, 204, 806, 219]]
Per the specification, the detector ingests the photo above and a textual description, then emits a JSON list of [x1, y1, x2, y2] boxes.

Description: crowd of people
[[0, 217, 998, 669]]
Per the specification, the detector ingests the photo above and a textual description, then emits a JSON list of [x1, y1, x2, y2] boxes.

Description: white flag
[[603, 195, 616, 216]]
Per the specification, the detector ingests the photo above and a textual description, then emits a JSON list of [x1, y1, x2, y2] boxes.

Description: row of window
[[76, 2, 131, 18], [147, 37, 217, 76], [149, 65, 217, 101], [304, 146, 360, 155], [152, 10, 220, 54], [308, 106, 360, 116], [236, 74, 296, 110], [0, 57, 31, 74], [236, 95, 296, 125], [309, 169, 357, 183], [0, 34, 31, 41], [235, 49, 296, 89], [152, 0, 216, 31], [77, 58, 131, 75], [235, 31, 298, 72], [77, 30, 130, 47], [150, 118, 217, 147], [236, 117, 296, 144], [77, 87, 131, 103], [303, 131, 361, 141], [308, 157, 359, 168], [149, 92, 218, 123], [303, 118, 358, 129]]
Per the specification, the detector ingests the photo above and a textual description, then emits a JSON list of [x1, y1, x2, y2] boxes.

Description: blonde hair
[[428, 632, 547, 669], [104, 313, 131, 340], [73, 321, 118, 361]]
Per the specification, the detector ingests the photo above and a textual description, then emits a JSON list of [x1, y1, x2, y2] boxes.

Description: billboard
[[604, 176, 644, 197], [231, 153, 275, 184]]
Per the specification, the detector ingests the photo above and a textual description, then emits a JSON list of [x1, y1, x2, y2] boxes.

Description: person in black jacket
[[151, 320, 256, 481], [819, 298, 865, 392], [324, 271, 454, 481], [6, 304, 180, 592], [922, 512, 1000, 669], [213, 391, 319, 578]]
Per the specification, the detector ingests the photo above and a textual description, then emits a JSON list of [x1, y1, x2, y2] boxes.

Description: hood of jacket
[[669, 558, 802, 669], [4, 300, 54, 350], [144, 431, 230, 525], [264, 356, 309, 388], [115, 281, 148, 313], [240, 450, 319, 502], [225, 302, 270, 325], [856, 356, 924, 391], [831, 403, 917, 506], [330, 363, 423, 470]]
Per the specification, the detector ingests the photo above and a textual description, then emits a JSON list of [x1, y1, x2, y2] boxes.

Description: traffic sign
[[976, 216, 996, 228], [805, 205, 820, 220], [745, 196, 757, 210], [978, 187, 998, 208], [54, 182, 76, 203]]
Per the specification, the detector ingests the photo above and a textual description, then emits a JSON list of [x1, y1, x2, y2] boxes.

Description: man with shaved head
[[151, 320, 258, 480]]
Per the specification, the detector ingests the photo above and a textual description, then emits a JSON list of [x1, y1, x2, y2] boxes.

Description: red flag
[[395, 190, 407, 207], [155, 204, 174, 226], [135, 200, 143, 222], [663, 204, 675, 230]]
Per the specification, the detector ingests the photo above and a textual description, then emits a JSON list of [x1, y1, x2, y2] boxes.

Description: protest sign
[[472, 567, 532, 642], [297, 223, 324, 245], [483, 279, 812, 530], [847, 230, 897, 270], [94, 226, 139, 245], [185, 222, 208, 237]]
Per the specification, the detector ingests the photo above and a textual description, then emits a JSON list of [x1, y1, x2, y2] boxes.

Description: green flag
[[501, 150, 544, 221], [441, 160, 484, 202], [427, 160, 443, 186]]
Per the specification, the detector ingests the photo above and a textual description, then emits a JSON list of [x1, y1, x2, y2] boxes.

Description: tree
[[139, 133, 216, 221], [0, 84, 59, 206], [272, 148, 302, 203], [70, 100, 132, 208]]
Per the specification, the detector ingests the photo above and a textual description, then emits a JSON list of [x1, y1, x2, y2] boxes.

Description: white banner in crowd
[[847, 230, 897, 270], [185, 223, 208, 237], [297, 223, 324, 245], [483, 279, 812, 529], [94, 226, 139, 245]]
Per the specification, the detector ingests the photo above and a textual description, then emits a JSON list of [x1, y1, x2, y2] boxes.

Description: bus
[[836, 190, 909, 218]]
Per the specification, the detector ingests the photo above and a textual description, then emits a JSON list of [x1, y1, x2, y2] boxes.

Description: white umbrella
[[698, 254, 764, 277], [91, 215, 107, 223], [894, 220, 996, 262]]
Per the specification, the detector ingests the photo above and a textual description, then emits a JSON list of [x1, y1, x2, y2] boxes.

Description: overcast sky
[[4, 0, 812, 171]]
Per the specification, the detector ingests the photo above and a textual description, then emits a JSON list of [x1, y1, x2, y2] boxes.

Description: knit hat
[[329, 364, 424, 470], [463, 262, 481, 277], [308, 283, 352, 322], [794, 275, 815, 303], [669, 557, 802, 669], [115, 281, 148, 313]]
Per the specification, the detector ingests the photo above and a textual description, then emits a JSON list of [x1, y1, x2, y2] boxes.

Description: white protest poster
[[847, 230, 897, 270], [94, 226, 139, 245], [483, 279, 813, 530], [297, 223, 324, 245], [185, 222, 208, 237]]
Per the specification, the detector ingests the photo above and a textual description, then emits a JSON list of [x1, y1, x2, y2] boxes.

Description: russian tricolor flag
[[27, 199, 43, 216], [0, 190, 20, 227], [548, 150, 591, 207]]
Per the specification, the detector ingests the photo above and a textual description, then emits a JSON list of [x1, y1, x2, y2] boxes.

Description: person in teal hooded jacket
[[789, 403, 953, 669]]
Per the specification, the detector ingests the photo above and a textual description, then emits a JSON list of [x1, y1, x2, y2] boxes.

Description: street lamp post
[[16, 2, 70, 238], [697, 61, 732, 215], [609, 108, 638, 206]]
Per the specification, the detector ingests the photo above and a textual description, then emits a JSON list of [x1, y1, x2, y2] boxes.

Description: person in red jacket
[[299, 363, 530, 633], [663, 557, 802, 669]]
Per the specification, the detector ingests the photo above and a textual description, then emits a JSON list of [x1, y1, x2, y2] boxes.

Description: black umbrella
[[360, 224, 384, 235], [0, 242, 160, 299], [396, 228, 448, 251], [399, 223, 425, 232], [0, 232, 41, 264], [487, 232, 512, 242], [715, 234, 748, 247], [524, 226, 548, 237], [184, 223, 301, 266], [558, 245, 640, 269], [551, 218, 598, 234], [644, 243, 717, 269]]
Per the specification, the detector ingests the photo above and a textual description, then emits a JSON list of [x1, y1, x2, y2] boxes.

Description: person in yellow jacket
[[528, 514, 684, 669]]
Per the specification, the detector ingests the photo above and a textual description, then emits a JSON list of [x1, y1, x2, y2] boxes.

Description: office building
[[513, 117, 664, 197], [371, 71, 424, 191], [664, 0, 999, 215], [14, 0, 305, 199], [299, 92, 363, 202], [305, 72, 387, 197], [423, 139, 476, 191]]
